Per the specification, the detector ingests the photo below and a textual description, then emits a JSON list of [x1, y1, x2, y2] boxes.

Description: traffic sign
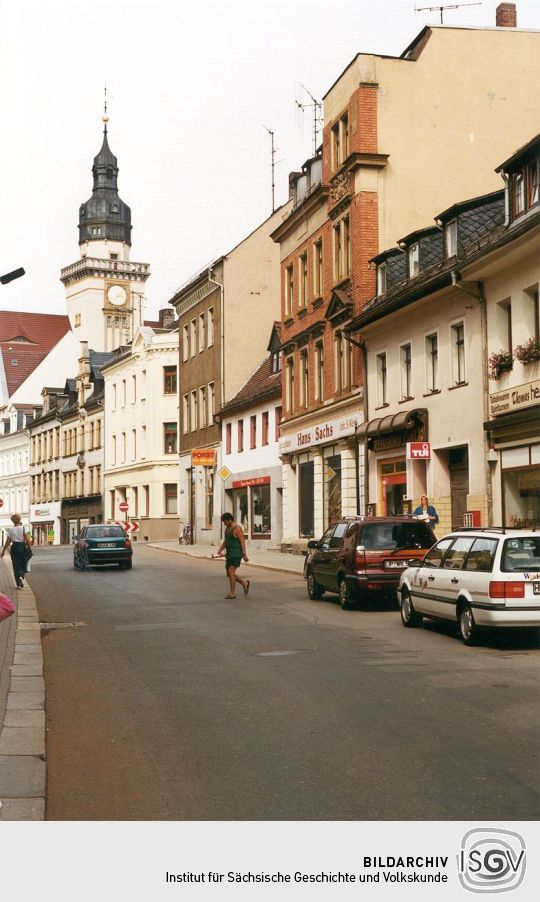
[[130, 521, 139, 533], [119, 501, 129, 512], [217, 466, 232, 481], [120, 521, 130, 531], [0, 498, 3, 507]]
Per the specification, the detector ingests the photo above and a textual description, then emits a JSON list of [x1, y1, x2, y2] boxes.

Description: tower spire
[[103, 82, 109, 133]]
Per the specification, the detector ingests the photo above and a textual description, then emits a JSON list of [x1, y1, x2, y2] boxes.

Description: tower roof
[[78, 119, 132, 246]]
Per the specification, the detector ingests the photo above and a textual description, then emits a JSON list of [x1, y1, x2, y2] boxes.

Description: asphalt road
[[27, 544, 539, 821]]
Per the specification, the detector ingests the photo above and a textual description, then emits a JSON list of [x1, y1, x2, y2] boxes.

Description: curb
[[0, 561, 46, 821], [148, 543, 305, 578]]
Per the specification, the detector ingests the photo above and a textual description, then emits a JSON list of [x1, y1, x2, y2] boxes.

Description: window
[[300, 349, 309, 408], [465, 537, 498, 572], [376, 352, 388, 406], [333, 216, 350, 282], [164, 483, 178, 515], [207, 307, 214, 347], [112, 435, 117, 465], [400, 342, 412, 399], [425, 333, 439, 392], [141, 370, 146, 400], [275, 406, 282, 440], [225, 422, 232, 455], [205, 469, 214, 528], [443, 537, 475, 570], [74, 313, 81, 327], [199, 386, 207, 428], [182, 394, 189, 433], [451, 322, 466, 385], [528, 160, 539, 208], [498, 299, 512, 354], [238, 419, 244, 453], [285, 357, 295, 413], [132, 374, 136, 403], [190, 319, 197, 357], [132, 428, 137, 459], [285, 265, 294, 317], [190, 390, 198, 431], [377, 263, 386, 295], [513, 170, 525, 216], [163, 365, 177, 394], [315, 340, 325, 401], [331, 113, 349, 170], [271, 349, 281, 374], [121, 380, 126, 406], [132, 486, 138, 518], [250, 415, 257, 449], [251, 483, 271, 538], [208, 382, 215, 424], [299, 253, 308, 308], [141, 425, 147, 458], [121, 432, 126, 462], [182, 324, 189, 361], [262, 411, 269, 446], [143, 485, 150, 517], [445, 219, 457, 257], [164, 422, 178, 454], [409, 243, 420, 277], [313, 239, 323, 298], [199, 313, 205, 352], [422, 538, 454, 568], [334, 332, 349, 393]]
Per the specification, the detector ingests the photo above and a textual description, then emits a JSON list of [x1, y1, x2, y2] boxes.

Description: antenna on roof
[[263, 126, 277, 213], [295, 84, 322, 156], [415, 2, 482, 24]]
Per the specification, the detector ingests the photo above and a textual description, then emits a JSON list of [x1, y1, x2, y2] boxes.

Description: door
[[326, 521, 348, 590], [411, 537, 454, 615], [449, 447, 469, 530], [437, 536, 476, 619], [382, 474, 407, 516], [311, 525, 336, 589]]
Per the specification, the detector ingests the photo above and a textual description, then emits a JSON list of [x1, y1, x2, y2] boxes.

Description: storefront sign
[[33, 508, 51, 518], [490, 379, 540, 418], [279, 414, 359, 454], [192, 449, 216, 467], [231, 476, 271, 489], [407, 441, 431, 460]]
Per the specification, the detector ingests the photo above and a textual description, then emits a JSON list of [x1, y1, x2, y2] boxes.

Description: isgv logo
[[458, 829, 526, 893]]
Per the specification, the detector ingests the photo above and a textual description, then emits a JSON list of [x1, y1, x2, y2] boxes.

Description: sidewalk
[[0, 559, 46, 821], [149, 541, 306, 575]]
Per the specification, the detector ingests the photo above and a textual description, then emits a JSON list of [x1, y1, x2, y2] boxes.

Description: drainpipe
[[208, 266, 225, 536], [451, 272, 493, 526], [359, 338, 369, 517]]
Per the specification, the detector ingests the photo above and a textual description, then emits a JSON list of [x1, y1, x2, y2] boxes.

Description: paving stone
[[13, 652, 43, 666], [0, 726, 45, 755], [0, 755, 46, 797], [15, 622, 41, 631], [6, 692, 44, 710], [11, 664, 43, 677], [3, 709, 45, 728], [9, 677, 44, 692], [14, 644, 41, 653], [0, 798, 45, 820]]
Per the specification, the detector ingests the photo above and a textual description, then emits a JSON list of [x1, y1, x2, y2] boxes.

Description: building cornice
[[270, 185, 329, 244], [60, 257, 150, 287]]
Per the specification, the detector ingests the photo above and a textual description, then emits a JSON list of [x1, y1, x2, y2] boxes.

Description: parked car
[[73, 524, 133, 570], [304, 516, 436, 609], [399, 527, 540, 644]]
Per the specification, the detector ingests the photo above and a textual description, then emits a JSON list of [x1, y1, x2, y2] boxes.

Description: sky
[[0, 0, 538, 319]]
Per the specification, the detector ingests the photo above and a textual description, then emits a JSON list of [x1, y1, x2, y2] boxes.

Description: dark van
[[303, 516, 435, 609]]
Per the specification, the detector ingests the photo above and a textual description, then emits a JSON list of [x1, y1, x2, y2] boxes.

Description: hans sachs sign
[[279, 414, 359, 454], [490, 380, 540, 418]]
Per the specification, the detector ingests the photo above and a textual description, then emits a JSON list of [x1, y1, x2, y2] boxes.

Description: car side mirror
[[408, 558, 425, 568], [307, 540, 319, 549], [355, 545, 365, 553], [321, 543, 330, 551]]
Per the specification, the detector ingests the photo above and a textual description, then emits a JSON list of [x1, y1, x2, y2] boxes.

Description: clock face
[[107, 284, 127, 306]]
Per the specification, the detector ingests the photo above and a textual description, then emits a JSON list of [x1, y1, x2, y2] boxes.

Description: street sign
[[120, 521, 130, 531], [407, 441, 431, 460], [130, 521, 139, 533], [119, 501, 129, 512], [0, 498, 3, 507], [217, 466, 232, 480], [192, 448, 216, 467]]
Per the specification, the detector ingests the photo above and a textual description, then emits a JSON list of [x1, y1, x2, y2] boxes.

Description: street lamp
[[0, 267, 25, 285]]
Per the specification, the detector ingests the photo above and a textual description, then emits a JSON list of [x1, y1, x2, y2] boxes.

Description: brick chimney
[[158, 307, 175, 329], [496, 3, 517, 27]]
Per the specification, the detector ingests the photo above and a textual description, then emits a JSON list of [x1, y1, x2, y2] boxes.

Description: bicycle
[[179, 524, 193, 545]]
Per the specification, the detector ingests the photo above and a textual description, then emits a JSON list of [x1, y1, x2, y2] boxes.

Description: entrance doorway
[[449, 446, 469, 530], [379, 458, 407, 516]]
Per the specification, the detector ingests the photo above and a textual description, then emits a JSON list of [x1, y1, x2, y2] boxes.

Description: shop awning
[[356, 408, 427, 440]]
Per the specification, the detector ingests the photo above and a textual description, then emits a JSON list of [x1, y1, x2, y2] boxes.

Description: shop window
[[233, 487, 249, 535], [504, 464, 540, 528], [425, 333, 439, 392], [164, 483, 177, 515], [323, 454, 342, 527], [205, 469, 214, 528], [164, 366, 177, 394], [299, 460, 314, 538], [251, 484, 271, 539]]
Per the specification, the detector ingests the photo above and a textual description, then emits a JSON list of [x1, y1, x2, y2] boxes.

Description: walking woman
[[214, 512, 250, 599], [1, 514, 32, 588]]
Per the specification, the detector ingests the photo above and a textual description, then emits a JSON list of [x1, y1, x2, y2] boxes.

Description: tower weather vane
[[415, 2, 482, 24]]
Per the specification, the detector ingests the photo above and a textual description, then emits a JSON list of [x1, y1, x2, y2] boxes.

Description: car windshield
[[501, 536, 540, 572], [86, 526, 124, 538], [361, 521, 434, 551]]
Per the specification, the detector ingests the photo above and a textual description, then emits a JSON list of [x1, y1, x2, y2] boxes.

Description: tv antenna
[[263, 126, 277, 213], [415, 2, 482, 24], [295, 84, 323, 156]]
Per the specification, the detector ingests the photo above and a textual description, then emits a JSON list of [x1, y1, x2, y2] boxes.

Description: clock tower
[[61, 109, 150, 352]]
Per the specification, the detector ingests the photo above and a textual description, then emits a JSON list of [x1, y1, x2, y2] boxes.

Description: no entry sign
[[119, 501, 129, 512]]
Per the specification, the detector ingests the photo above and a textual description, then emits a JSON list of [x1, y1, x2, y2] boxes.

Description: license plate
[[384, 560, 407, 569], [533, 583, 540, 595], [100, 543, 116, 548]]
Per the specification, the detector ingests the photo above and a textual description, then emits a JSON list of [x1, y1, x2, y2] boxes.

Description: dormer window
[[445, 219, 457, 257], [511, 158, 539, 219], [377, 263, 387, 295], [271, 351, 281, 374], [409, 243, 420, 278]]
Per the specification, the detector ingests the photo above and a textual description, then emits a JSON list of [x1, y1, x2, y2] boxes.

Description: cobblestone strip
[[0, 560, 45, 820]]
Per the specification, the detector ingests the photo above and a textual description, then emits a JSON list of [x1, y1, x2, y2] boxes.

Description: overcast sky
[[0, 0, 538, 319]]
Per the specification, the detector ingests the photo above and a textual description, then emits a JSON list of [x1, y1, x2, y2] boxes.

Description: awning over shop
[[356, 408, 427, 440]]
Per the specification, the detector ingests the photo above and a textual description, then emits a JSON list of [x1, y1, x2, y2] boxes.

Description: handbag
[[23, 544, 33, 562], [0, 593, 16, 623]]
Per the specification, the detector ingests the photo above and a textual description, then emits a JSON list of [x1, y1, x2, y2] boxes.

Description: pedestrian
[[412, 494, 439, 527], [1, 514, 33, 589], [214, 512, 251, 599]]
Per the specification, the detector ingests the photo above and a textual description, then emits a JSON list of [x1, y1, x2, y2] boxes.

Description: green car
[[73, 524, 133, 570]]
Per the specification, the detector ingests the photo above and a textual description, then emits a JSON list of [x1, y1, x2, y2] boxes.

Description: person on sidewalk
[[214, 512, 251, 599], [412, 495, 439, 527], [1, 514, 33, 588]]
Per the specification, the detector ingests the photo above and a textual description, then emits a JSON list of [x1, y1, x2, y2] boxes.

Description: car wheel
[[458, 603, 479, 645], [400, 589, 422, 627], [73, 557, 79, 570], [339, 578, 355, 610], [124, 559, 132, 570], [307, 570, 323, 600]]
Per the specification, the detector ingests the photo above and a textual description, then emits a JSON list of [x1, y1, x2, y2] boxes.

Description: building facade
[[0, 405, 32, 543], [28, 390, 65, 546]]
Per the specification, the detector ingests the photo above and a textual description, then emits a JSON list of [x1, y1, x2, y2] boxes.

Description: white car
[[399, 528, 540, 645]]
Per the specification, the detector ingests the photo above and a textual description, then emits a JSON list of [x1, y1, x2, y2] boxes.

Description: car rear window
[[361, 521, 434, 551], [86, 526, 124, 538], [501, 537, 540, 572]]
